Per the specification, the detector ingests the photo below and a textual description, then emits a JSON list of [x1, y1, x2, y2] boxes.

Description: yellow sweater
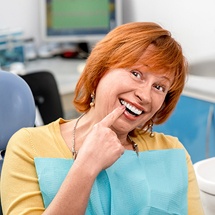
[[1, 118, 204, 214]]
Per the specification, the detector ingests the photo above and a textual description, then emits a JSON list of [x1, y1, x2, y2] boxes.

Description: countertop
[[25, 58, 85, 95], [183, 74, 215, 103]]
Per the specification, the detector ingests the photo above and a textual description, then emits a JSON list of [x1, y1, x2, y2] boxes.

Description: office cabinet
[[154, 95, 215, 164]]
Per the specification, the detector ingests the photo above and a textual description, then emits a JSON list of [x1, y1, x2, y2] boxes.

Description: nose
[[134, 86, 152, 104]]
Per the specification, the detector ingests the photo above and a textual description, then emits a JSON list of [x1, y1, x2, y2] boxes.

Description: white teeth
[[120, 100, 142, 115]]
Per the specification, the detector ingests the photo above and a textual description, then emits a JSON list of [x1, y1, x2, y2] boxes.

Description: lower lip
[[123, 110, 139, 121]]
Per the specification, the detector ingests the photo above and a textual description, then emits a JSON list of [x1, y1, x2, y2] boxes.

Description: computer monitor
[[39, 0, 123, 44]]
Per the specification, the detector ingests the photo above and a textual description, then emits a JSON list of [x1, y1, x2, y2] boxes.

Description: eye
[[154, 84, 166, 93], [131, 70, 142, 79]]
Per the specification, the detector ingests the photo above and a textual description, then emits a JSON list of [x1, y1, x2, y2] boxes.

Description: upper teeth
[[120, 99, 142, 115]]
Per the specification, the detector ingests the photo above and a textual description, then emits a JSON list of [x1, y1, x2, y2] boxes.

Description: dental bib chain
[[72, 113, 139, 159]]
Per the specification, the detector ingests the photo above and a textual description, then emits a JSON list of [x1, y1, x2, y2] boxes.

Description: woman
[[1, 22, 204, 214]]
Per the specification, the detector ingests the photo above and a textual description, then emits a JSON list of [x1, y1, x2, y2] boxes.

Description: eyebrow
[[159, 75, 174, 86], [132, 64, 174, 84], [161, 75, 171, 82]]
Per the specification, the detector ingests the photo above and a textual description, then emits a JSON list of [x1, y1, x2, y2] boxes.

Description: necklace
[[72, 113, 139, 159], [128, 135, 139, 156], [72, 113, 86, 159]]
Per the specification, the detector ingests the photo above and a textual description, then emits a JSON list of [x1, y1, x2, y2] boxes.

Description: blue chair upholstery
[[0, 70, 35, 214]]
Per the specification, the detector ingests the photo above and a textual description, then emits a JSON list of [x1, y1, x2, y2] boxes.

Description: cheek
[[152, 96, 166, 113], [96, 76, 125, 99], [96, 89, 118, 105], [95, 85, 122, 114], [95, 82, 114, 106]]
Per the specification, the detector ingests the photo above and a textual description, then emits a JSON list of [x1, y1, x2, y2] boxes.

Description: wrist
[[73, 156, 101, 179]]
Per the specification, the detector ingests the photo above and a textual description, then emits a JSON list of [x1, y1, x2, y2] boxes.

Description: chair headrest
[[0, 70, 35, 150]]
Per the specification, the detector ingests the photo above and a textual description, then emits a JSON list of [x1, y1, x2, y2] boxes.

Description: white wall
[[1, 0, 215, 62], [0, 0, 40, 43], [123, 0, 215, 62]]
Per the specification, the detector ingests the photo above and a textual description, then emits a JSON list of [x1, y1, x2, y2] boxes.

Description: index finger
[[99, 105, 125, 128]]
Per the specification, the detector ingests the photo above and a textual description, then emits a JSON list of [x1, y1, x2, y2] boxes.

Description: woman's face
[[93, 62, 173, 135]]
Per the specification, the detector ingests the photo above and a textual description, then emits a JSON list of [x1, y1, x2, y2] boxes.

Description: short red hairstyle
[[73, 22, 188, 125]]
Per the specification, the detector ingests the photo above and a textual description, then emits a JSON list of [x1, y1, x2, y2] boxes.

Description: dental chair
[[0, 70, 35, 215]]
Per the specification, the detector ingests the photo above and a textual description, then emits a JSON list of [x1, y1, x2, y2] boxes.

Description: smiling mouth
[[120, 99, 143, 116]]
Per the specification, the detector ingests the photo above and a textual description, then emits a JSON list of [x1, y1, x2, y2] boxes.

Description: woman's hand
[[75, 106, 125, 174]]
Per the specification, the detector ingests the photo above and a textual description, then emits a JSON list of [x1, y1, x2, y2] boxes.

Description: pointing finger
[[99, 105, 125, 128]]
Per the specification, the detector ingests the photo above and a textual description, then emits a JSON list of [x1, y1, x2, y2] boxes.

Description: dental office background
[[1, 0, 215, 63]]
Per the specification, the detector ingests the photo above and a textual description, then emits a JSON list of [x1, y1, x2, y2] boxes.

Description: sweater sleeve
[[160, 135, 205, 214], [186, 153, 205, 215], [1, 128, 45, 215], [158, 134, 205, 214]]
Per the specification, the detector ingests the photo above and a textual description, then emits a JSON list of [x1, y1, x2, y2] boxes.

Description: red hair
[[73, 22, 188, 125]]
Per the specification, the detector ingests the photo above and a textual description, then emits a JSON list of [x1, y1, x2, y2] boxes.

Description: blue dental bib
[[35, 149, 188, 215]]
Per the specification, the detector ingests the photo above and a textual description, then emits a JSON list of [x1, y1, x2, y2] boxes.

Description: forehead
[[133, 45, 176, 80]]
